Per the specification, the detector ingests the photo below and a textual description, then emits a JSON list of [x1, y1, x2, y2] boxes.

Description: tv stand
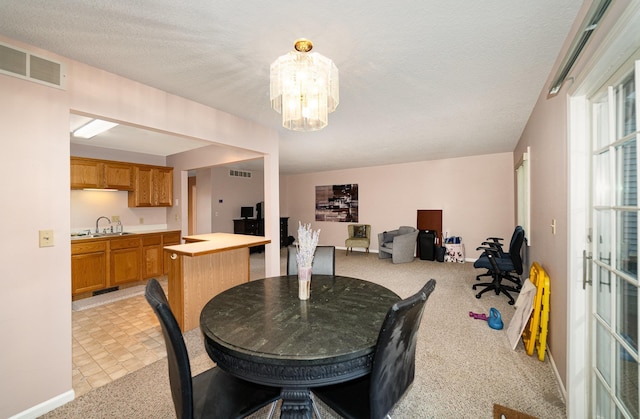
[[233, 217, 289, 250]]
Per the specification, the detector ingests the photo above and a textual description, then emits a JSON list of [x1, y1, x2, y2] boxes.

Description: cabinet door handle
[[170, 253, 177, 260]]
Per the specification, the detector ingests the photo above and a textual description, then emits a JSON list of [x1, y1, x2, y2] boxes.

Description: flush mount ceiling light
[[270, 39, 339, 131], [72, 119, 118, 139]]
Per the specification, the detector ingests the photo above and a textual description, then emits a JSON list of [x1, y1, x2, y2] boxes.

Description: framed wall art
[[315, 184, 358, 222]]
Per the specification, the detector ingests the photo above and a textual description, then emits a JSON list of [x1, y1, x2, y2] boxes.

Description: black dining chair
[[144, 279, 280, 419], [312, 278, 437, 419], [286, 245, 336, 275]]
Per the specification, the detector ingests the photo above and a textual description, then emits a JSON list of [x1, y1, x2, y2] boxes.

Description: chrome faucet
[[95, 216, 111, 233]]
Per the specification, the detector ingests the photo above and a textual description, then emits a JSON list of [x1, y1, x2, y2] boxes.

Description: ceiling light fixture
[[270, 39, 339, 131], [72, 119, 118, 139]]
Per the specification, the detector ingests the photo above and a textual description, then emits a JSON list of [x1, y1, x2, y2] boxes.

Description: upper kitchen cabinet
[[128, 165, 173, 207], [70, 157, 134, 190]]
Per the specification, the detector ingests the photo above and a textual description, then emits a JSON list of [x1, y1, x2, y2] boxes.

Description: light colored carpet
[[43, 249, 565, 418]]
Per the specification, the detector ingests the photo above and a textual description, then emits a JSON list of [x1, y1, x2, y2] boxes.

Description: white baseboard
[[546, 347, 568, 403], [336, 245, 379, 254], [9, 390, 74, 419]]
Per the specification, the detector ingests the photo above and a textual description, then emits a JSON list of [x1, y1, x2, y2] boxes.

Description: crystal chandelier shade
[[270, 40, 339, 131]]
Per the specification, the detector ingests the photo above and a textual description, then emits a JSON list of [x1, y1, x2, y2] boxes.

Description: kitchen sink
[[72, 232, 135, 239]]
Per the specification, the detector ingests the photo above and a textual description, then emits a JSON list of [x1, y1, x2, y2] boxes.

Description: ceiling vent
[[229, 169, 252, 179], [0, 41, 66, 89], [548, 0, 612, 97]]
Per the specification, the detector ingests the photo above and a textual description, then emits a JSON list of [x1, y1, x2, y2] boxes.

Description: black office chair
[[313, 279, 437, 419], [475, 226, 524, 286], [472, 226, 525, 305], [286, 245, 336, 275], [144, 279, 280, 419]]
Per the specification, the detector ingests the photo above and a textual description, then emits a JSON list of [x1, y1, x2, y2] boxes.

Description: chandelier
[[270, 39, 339, 131]]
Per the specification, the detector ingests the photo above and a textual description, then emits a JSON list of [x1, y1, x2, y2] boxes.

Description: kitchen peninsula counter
[[164, 232, 270, 331]]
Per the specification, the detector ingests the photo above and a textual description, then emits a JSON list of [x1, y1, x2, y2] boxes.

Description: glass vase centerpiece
[[296, 221, 320, 300]]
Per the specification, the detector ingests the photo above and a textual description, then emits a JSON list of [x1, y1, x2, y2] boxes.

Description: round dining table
[[200, 275, 400, 418]]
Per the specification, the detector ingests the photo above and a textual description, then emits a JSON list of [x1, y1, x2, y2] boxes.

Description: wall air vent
[[548, 0, 612, 97], [0, 41, 66, 89], [229, 169, 252, 179]]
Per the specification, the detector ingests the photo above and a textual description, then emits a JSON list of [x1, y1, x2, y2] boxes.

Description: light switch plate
[[39, 229, 54, 247]]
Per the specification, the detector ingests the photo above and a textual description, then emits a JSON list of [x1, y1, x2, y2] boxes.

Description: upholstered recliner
[[378, 226, 419, 264], [345, 224, 371, 255]]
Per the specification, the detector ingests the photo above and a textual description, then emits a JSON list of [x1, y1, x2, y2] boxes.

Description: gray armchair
[[378, 226, 419, 263]]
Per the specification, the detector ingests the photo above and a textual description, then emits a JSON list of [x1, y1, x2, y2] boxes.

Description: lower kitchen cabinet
[[143, 235, 163, 278], [71, 230, 181, 295], [71, 241, 107, 295], [110, 237, 142, 285], [162, 231, 181, 275]]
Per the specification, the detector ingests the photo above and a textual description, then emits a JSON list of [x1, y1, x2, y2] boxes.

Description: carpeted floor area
[[42, 249, 566, 418]]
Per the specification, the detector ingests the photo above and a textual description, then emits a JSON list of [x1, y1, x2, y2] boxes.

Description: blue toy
[[488, 308, 503, 330]]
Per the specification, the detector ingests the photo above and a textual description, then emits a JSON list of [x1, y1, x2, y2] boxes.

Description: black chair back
[[369, 279, 436, 419], [145, 279, 193, 419], [286, 245, 336, 275], [508, 226, 525, 275]]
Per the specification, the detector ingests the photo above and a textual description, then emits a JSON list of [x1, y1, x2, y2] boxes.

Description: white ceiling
[[0, 1, 583, 174]]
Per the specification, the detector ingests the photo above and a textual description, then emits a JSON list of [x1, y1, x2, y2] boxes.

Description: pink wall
[[210, 166, 265, 233], [513, 0, 634, 392], [0, 36, 280, 418], [0, 68, 72, 415], [283, 152, 515, 256]]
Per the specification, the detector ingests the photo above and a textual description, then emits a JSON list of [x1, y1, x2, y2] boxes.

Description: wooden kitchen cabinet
[[154, 167, 173, 206], [142, 234, 163, 279], [71, 231, 181, 296], [128, 165, 174, 207], [109, 236, 142, 285], [162, 231, 181, 275], [70, 157, 133, 190], [103, 161, 134, 190], [71, 241, 107, 295]]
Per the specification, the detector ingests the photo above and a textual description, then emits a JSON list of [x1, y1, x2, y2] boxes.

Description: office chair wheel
[[475, 293, 482, 299]]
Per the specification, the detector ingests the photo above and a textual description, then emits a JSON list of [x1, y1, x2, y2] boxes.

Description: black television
[[241, 206, 254, 219]]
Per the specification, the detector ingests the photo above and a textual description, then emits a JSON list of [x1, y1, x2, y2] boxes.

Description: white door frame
[[567, 4, 640, 417], [568, 93, 590, 419]]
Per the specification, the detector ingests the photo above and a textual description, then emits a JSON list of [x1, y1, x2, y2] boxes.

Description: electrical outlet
[[112, 215, 120, 222], [39, 229, 54, 247]]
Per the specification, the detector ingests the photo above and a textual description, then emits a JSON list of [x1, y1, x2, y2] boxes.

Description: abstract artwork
[[315, 184, 358, 222]]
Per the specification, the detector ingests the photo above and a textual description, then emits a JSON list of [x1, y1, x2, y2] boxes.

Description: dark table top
[[200, 275, 400, 386]]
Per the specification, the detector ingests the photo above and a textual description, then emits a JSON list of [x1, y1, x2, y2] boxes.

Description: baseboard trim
[[9, 390, 74, 419], [336, 245, 379, 254], [546, 347, 568, 403]]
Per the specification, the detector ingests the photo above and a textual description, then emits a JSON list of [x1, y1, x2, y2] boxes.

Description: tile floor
[[70, 252, 270, 397], [71, 280, 167, 397]]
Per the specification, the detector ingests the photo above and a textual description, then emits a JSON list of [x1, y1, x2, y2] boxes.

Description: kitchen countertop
[[70, 229, 181, 241], [165, 232, 270, 257]]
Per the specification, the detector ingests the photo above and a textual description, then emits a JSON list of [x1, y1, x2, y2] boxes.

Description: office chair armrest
[[476, 246, 501, 256], [486, 237, 504, 242]]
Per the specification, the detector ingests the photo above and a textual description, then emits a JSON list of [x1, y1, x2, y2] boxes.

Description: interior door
[[589, 60, 639, 419]]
